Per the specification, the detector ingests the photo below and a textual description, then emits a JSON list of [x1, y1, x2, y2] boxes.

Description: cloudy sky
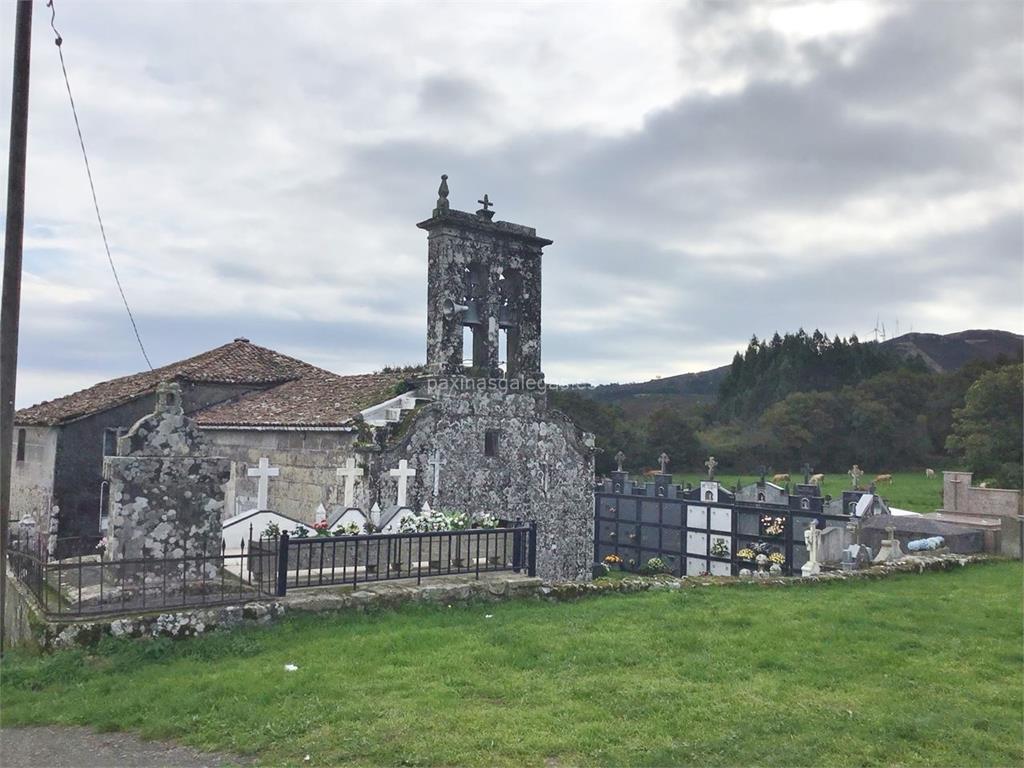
[[1, 0, 1021, 407]]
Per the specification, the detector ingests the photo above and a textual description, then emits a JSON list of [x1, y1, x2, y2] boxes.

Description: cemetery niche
[[595, 455, 869, 578]]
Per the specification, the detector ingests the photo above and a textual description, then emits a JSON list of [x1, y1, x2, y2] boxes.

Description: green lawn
[[663, 470, 944, 513], [3, 563, 1021, 767]]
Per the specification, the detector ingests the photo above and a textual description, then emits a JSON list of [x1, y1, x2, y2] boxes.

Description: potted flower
[[603, 553, 624, 571], [313, 519, 331, 537], [710, 538, 730, 558]]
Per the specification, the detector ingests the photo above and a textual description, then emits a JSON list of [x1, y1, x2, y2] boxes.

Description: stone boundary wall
[[6, 554, 999, 651]]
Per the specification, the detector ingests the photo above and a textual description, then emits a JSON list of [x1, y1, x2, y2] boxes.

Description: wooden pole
[[1, 0, 34, 656]]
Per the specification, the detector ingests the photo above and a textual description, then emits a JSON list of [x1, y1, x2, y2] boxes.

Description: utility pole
[[1, 0, 34, 656]]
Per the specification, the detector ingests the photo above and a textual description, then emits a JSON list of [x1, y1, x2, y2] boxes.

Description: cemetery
[[4, 179, 1018, 637]]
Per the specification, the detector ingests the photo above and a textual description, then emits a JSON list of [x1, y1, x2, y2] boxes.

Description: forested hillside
[[553, 329, 1023, 486]]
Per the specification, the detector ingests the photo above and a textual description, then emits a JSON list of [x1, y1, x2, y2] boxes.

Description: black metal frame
[[6, 531, 277, 619], [272, 522, 537, 595], [5, 522, 539, 616]]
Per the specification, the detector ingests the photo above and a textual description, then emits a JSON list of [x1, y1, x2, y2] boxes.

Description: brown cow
[[809, 473, 825, 486], [874, 474, 893, 485], [772, 473, 790, 483]]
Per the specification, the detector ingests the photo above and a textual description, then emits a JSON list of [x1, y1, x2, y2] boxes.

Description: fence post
[[527, 521, 537, 577], [512, 527, 523, 573], [276, 533, 290, 597]]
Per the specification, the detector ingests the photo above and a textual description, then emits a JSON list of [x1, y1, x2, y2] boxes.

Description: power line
[[46, 0, 153, 370]]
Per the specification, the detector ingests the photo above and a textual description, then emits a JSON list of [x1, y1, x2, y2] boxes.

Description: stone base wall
[[11, 554, 998, 651], [378, 385, 595, 581]]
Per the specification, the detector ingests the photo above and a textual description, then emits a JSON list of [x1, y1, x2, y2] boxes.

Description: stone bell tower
[[418, 175, 551, 380]]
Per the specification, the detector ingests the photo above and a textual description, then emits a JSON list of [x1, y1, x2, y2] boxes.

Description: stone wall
[[373, 382, 595, 581], [203, 428, 356, 522], [940, 471, 1022, 557], [103, 385, 229, 572], [9, 425, 57, 532]]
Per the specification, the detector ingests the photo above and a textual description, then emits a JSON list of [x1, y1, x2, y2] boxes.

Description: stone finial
[[155, 381, 183, 415], [434, 174, 450, 215], [476, 193, 495, 221]]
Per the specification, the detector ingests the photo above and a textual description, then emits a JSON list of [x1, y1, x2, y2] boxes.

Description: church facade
[[13, 177, 595, 579]]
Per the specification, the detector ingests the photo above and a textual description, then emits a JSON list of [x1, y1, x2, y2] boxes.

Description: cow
[[642, 469, 660, 478], [772, 473, 790, 483], [809, 473, 825, 486], [874, 474, 894, 485], [925, 468, 935, 478]]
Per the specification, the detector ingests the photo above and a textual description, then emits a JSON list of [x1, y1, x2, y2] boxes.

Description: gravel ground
[[0, 726, 254, 768]]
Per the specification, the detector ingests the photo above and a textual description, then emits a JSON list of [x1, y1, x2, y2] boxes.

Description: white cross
[[389, 459, 417, 508], [246, 457, 279, 510], [336, 457, 364, 508], [428, 450, 442, 497]]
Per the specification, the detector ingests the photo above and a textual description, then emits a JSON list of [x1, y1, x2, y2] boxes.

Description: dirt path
[[0, 726, 254, 768]]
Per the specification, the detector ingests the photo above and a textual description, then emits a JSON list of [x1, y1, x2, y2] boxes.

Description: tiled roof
[[194, 369, 414, 428], [16, 339, 324, 426]]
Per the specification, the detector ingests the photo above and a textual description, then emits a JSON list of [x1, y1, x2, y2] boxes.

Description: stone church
[[12, 178, 595, 580]]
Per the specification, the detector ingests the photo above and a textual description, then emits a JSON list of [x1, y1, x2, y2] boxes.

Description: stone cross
[[849, 464, 864, 489], [614, 451, 626, 472], [658, 452, 670, 474], [802, 462, 813, 484], [758, 464, 767, 483], [428, 449, 442, 497], [389, 458, 417, 508], [477, 194, 493, 211], [886, 524, 896, 541], [247, 457, 279, 510], [336, 457, 363, 509], [705, 456, 718, 480], [802, 522, 822, 577]]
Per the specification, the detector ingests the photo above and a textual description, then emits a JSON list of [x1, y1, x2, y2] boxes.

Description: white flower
[[484, 614, 494, 619], [284, 663, 299, 672]]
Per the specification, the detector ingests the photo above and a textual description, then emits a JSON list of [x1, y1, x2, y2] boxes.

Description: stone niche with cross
[[103, 382, 230, 578]]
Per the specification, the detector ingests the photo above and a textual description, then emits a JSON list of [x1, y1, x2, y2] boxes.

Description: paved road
[[0, 726, 253, 768]]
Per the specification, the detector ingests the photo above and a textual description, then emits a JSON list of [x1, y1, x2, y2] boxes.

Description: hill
[[882, 329, 1022, 372], [577, 329, 1021, 415]]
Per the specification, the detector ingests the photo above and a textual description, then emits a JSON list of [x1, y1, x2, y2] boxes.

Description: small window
[[484, 429, 500, 457], [800, 497, 810, 510], [704, 490, 713, 501], [102, 427, 124, 457], [16, 429, 26, 462], [757, 492, 766, 502]]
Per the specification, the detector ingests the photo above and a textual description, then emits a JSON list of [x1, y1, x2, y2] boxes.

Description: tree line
[[553, 330, 1023, 488]]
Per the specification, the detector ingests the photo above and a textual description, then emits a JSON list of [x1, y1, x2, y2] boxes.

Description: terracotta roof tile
[[16, 340, 322, 426], [194, 369, 413, 428]]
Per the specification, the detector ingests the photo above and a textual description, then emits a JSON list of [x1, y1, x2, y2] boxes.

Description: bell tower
[[418, 175, 551, 382]]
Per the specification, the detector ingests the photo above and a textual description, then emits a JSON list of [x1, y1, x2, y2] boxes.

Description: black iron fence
[[5, 522, 538, 617], [265, 522, 537, 594], [6, 531, 277, 619]]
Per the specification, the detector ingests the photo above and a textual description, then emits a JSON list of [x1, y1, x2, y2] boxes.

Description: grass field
[[662, 470, 944, 513], [3, 563, 1021, 767]]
